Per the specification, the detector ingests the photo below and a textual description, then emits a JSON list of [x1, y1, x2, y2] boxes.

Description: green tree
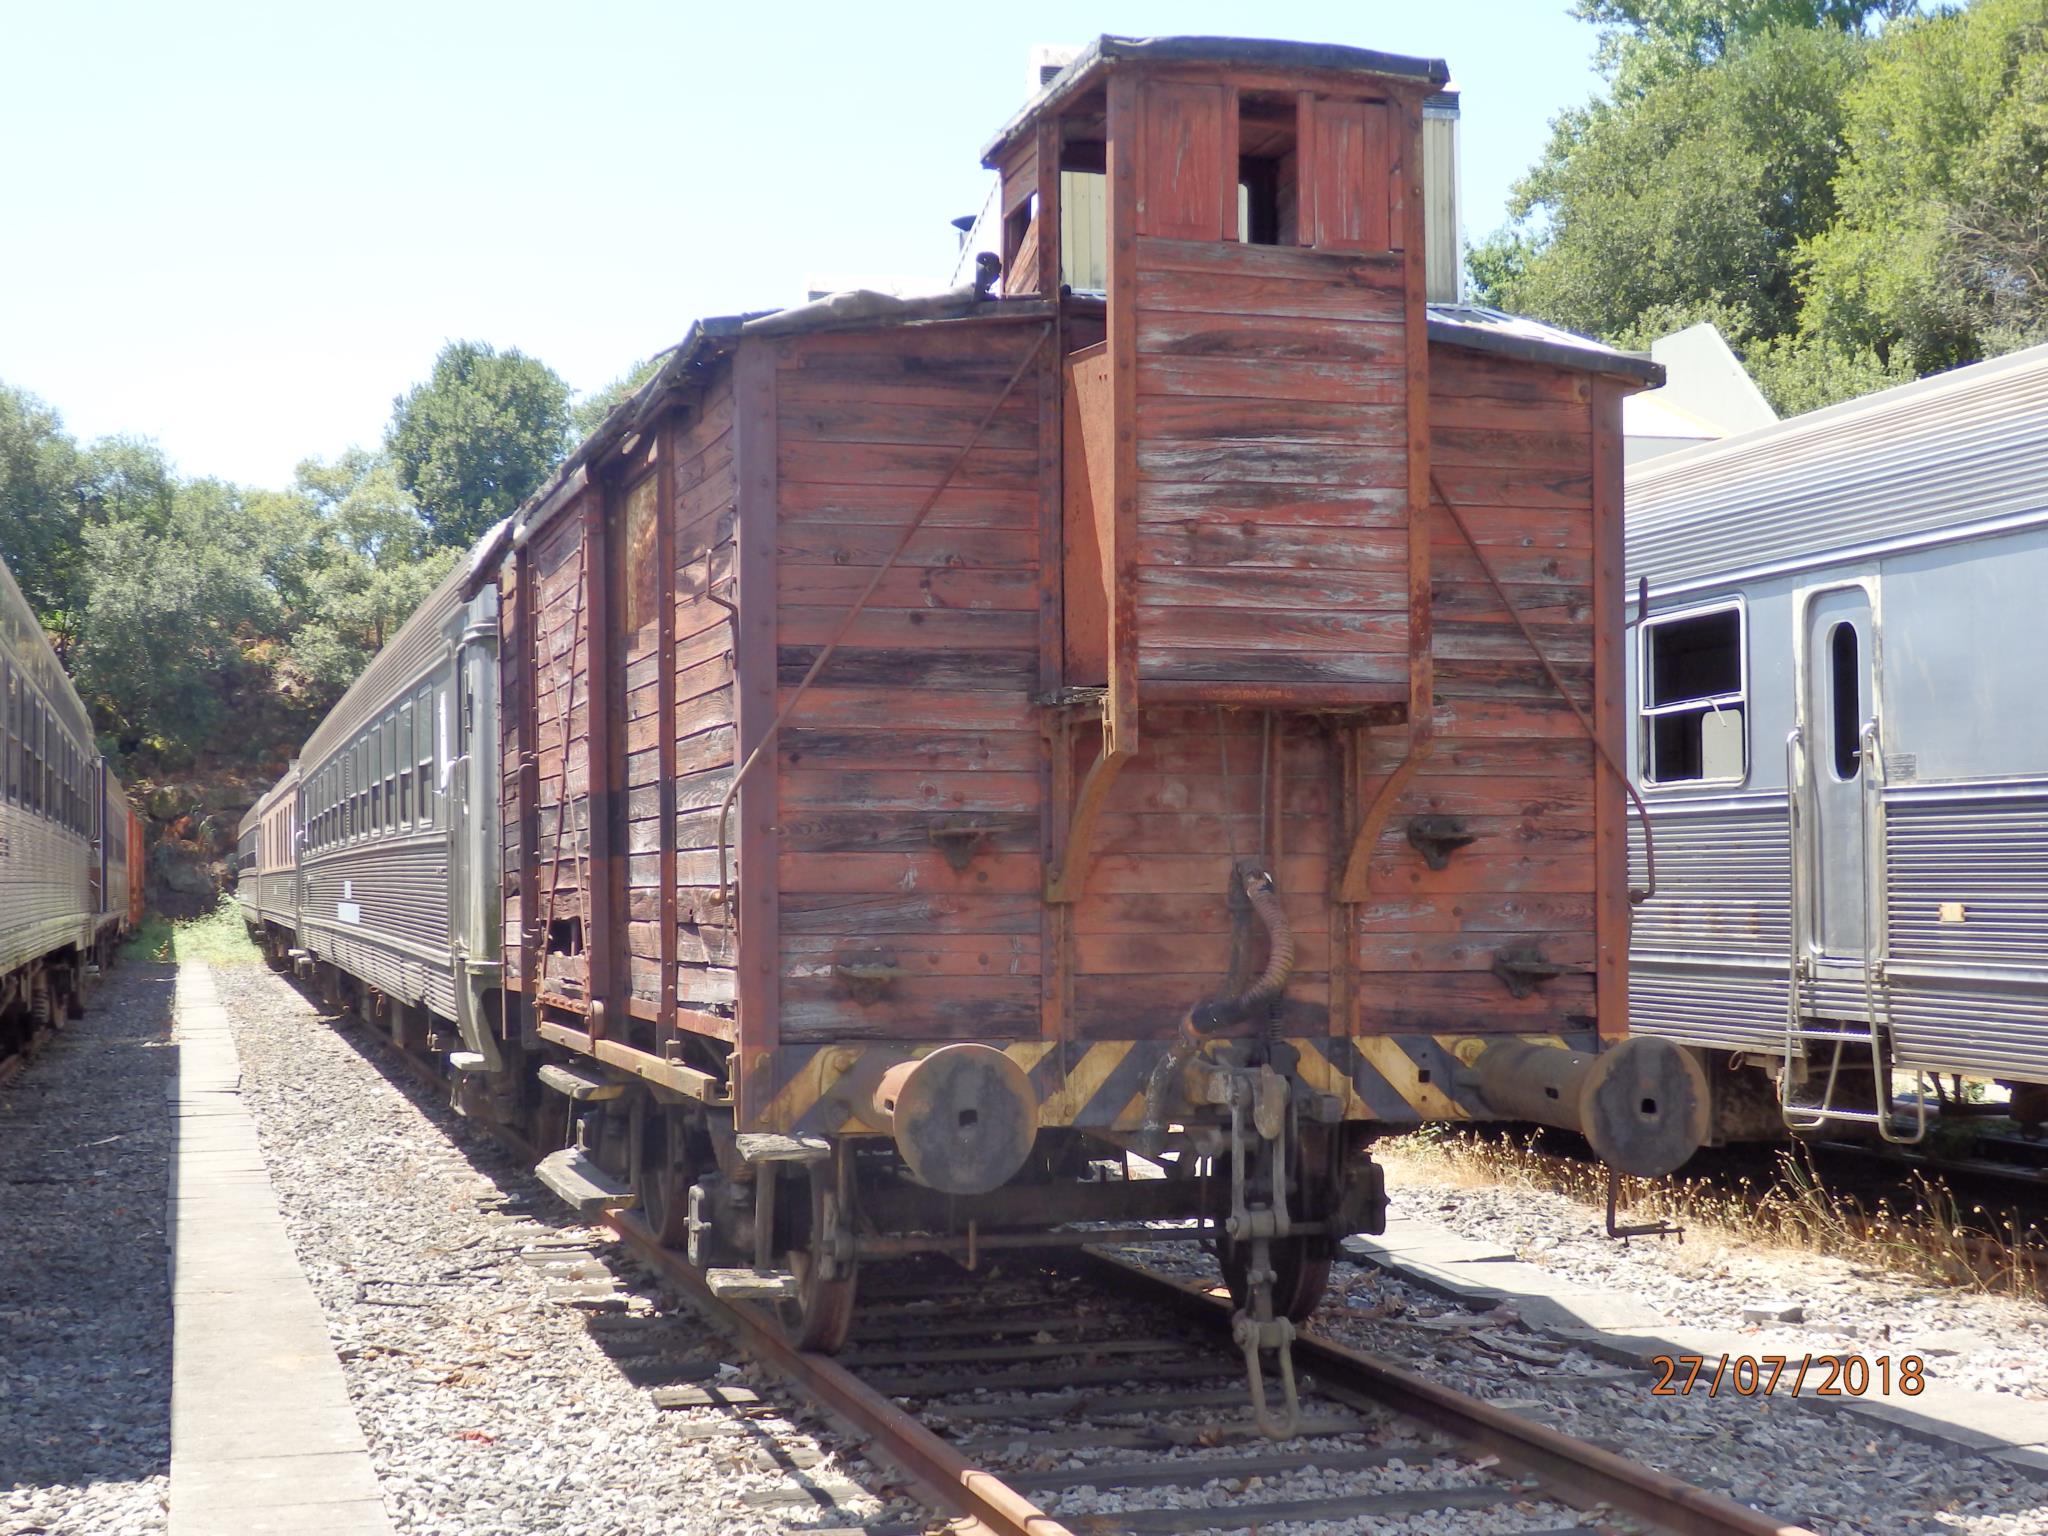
[[570, 356, 663, 441], [0, 384, 85, 640], [78, 436, 176, 537], [72, 478, 283, 759], [1800, 0, 2048, 372], [386, 341, 571, 549], [1471, 25, 1867, 349], [1575, 0, 1919, 91], [288, 450, 459, 690]]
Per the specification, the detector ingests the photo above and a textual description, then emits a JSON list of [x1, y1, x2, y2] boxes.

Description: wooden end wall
[[763, 322, 1051, 1048], [1101, 74, 1429, 703], [1349, 346, 1612, 1039]]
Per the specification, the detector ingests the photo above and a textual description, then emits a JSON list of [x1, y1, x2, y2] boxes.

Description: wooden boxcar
[[460, 35, 1696, 1379]]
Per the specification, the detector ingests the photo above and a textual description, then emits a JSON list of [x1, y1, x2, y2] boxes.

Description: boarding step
[[449, 1051, 487, 1073], [704, 1267, 801, 1302], [735, 1133, 832, 1164], [538, 1062, 623, 1101], [535, 1148, 632, 1215]]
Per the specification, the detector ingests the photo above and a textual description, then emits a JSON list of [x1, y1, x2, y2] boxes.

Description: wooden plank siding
[[1344, 345, 1604, 1039], [1069, 705, 1339, 1039], [768, 323, 1048, 1047], [1128, 236, 1414, 695], [485, 47, 1660, 1135], [646, 378, 739, 1031], [524, 503, 597, 1013]]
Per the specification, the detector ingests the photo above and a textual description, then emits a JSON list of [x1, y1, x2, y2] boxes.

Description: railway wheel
[[1220, 1233, 1331, 1324], [781, 1165, 857, 1353], [632, 1100, 696, 1249], [1191, 1149, 1334, 1324]]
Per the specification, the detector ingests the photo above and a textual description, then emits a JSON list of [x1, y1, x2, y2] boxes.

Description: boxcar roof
[[1627, 339, 2048, 598], [498, 293, 1657, 563], [1428, 303, 1660, 387], [981, 34, 1451, 162]]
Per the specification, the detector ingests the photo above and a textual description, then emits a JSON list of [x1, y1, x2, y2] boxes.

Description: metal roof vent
[[1029, 44, 1080, 98], [1423, 87, 1462, 305]]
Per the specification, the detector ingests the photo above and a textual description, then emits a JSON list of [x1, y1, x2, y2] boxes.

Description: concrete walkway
[[169, 964, 392, 1536], [1345, 1214, 2048, 1476]]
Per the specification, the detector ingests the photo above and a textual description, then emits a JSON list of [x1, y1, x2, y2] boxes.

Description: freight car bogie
[[1, 952, 84, 1058], [556, 1036, 1398, 1364]]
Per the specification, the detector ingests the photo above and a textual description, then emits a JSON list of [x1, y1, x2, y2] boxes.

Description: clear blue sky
[[2, 1, 1606, 490]]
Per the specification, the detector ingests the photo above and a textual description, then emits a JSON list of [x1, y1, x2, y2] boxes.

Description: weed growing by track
[[124, 894, 261, 968], [1383, 1125, 2048, 1301]]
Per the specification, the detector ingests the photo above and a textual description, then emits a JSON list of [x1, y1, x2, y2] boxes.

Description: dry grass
[[1382, 1125, 2048, 1301]]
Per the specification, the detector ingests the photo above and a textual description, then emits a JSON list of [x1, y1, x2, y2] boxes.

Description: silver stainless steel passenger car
[[288, 553, 504, 1072], [237, 761, 300, 958], [1625, 343, 2048, 1141], [2, 552, 132, 1049]]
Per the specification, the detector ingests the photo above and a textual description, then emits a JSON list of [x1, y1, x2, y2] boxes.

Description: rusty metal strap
[[1431, 472, 1656, 905], [716, 323, 1056, 913]]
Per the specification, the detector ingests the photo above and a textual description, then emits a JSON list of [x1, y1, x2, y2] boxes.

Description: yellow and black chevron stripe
[[749, 1031, 1594, 1135]]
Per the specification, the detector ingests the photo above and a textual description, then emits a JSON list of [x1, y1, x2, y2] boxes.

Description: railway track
[[340, 997, 1815, 1536], [605, 1211, 1817, 1536]]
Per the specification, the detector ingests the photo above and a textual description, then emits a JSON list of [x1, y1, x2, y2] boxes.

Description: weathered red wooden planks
[[491, 42, 1655, 1129]]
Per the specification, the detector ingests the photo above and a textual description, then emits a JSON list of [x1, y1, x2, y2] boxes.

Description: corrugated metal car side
[[1629, 348, 2048, 592], [301, 832, 455, 1019], [1626, 798, 1791, 1051], [0, 807, 91, 975], [1885, 783, 2048, 1080]]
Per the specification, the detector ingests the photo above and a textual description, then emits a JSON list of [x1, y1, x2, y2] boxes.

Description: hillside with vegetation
[[0, 342, 653, 910]]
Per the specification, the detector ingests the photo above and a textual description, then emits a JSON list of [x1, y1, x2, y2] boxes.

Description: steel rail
[[321, 1013, 1063, 1534], [603, 1211, 1074, 1536], [1079, 1249, 1820, 1536], [333, 999, 1822, 1536]]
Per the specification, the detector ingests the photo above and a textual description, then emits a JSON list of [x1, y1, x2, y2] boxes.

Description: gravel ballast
[[1, 960, 177, 1536], [1119, 1232, 2048, 1536], [208, 962, 919, 1536], [1378, 1153, 2048, 1405]]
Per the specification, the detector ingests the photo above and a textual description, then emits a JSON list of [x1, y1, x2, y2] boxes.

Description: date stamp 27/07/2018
[[1649, 1354, 1926, 1398]]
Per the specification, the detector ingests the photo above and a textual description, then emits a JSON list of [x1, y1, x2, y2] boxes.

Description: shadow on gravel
[[0, 962, 178, 1500]]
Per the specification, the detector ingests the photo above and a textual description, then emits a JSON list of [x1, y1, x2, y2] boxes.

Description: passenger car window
[[1640, 604, 1745, 786]]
